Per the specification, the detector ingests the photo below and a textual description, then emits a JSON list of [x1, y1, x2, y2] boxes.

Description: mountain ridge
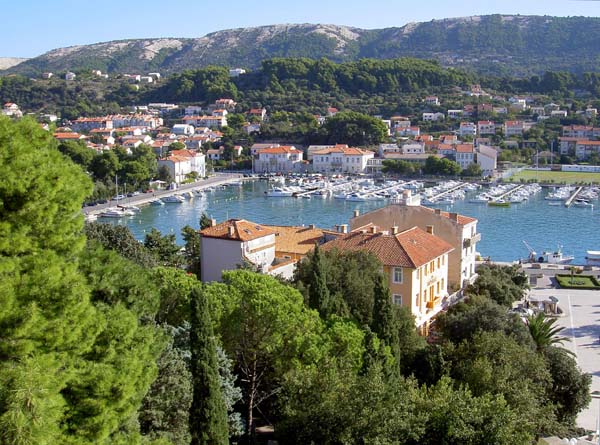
[[5, 15, 600, 77]]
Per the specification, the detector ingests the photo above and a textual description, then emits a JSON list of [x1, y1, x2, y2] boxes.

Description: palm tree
[[526, 312, 570, 353]]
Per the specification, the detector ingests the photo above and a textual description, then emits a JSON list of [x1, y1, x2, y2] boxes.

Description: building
[[311, 144, 374, 174], [423, 112, 445, 122], [322, 225, 453, 333], [65, 72, 76, 81], [199, 219, 324, 282], [71, 117, 114, 133], [454, 144, 475, 170], [2, 103, 22, 118], [182, 115, 227, 128], [350, 202, 480, 291], [477, 120, 496, 135], [248, 108, 267, 121], [458, 122, 477, 137], [447, 110, 463, 119], [475, 145, 498, 176], [253, 146, 303, 173], [229, 68, 246, 77], [504, 121, 524, 137], [562, 125, 597, 139], [172, 124, 195, 136], [425, 96, 440, 106], [575, 140, 600, 160], [157, 149, 206, 184]]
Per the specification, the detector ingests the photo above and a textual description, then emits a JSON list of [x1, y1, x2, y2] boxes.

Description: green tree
[[306, 244, 332, 317], [322, 111, 388, 146], [526, 312, 570, 352], [462, 162, 483, 177], [144, 228, 183, 267], [466, 264, 529, 307], [182, 225, 202, 278], [189, 287, 229, 445]]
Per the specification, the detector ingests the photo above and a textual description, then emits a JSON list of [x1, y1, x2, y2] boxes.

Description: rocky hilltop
[[5, 15, 600, 76]]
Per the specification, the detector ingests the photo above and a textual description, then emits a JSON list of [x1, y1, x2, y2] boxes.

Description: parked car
[[97, 199, 108, 204], [113, 194, 126, 200], [145, 188, 154, 193]]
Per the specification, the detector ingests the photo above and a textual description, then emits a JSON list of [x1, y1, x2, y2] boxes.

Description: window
[[424, 264, 428, 275], [437, 258, 440, 268], [393, 294, 403, 305], [393, 267, 403, 283]]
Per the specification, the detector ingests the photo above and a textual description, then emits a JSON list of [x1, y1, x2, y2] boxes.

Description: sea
[[104, 180, 600, 265]]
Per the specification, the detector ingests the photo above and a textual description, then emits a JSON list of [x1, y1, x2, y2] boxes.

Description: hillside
[[0, 57, 28, 70], [5, 15, 600, 76]]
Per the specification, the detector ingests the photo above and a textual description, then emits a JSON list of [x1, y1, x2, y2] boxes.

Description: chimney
[[309, 224, 316, 229], [341, 224, 348, 234], [353, 209, 360, 218], [435, 209, 441, 215], [370, 225, 377, 234], [449, 212, 459, 222], [228, 225, 235, 237], [210, 218, 217, 227], [426, 225, 434, 235], [391, 226, 399, 235]]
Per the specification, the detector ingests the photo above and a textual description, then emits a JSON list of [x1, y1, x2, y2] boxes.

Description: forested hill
[[5, 15, 600, 76]]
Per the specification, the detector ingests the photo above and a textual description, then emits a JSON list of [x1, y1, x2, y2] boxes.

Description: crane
[[522, 240, 537, 262]]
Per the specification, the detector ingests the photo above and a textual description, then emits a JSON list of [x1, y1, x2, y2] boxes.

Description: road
[[83, 173, 243, 215]]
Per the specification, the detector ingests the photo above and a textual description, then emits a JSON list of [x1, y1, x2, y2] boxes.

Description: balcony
[[463, 233, 481, 248], [426, 296, 442, 310]]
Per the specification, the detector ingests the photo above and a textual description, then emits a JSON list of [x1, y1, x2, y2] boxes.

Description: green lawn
[[508, 170, 600, 184], [555, 274, 600, 289]]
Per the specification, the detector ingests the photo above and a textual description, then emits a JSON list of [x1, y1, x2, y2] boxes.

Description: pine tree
[[308, 244, 331, 317], [371, 272, 401, 367], [189, 287, 229, 445]]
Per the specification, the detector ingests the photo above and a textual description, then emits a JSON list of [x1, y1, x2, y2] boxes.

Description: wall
[[200, 237, 243, 282]]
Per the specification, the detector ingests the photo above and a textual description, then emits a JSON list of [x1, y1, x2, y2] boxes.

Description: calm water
[[105, 180, 600, 264]]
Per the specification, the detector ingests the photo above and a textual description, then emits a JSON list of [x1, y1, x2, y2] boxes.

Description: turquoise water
[[106, 181, 600, 264]]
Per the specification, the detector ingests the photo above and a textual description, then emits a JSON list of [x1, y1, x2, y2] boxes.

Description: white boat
[[435, 198, 454, 205], [162, 195, 185, 203], [547, 201, 562, 206], [523, 241, 574, 264], [99, 208, 135, 218], [469, 194, 491, 203], [150, 199, 164, 206], [265, 187, 294, 197], [573, 198, 594, 208], [345, 193, 368, 202], [585, 251, 600, 266], [311, 190, 330, 199]]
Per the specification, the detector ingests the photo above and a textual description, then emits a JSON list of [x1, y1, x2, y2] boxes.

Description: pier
[[564, 186, 583, 207], [83, 173, 243, 217], [292, 180, 355, 198], [494, 184, 526, 200], [427, 182, 470, 201]]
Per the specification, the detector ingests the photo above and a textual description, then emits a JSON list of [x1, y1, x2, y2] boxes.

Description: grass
[[508, 170, 600, 184], [555, 274, 600, 289]]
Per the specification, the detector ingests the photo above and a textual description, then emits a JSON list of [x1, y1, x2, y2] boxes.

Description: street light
[[591, 390, 600, 445]]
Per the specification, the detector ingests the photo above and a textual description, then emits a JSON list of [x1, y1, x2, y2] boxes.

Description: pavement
[[529, 286, 600, 432]]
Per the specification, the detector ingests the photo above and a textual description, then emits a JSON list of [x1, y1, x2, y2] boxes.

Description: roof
[[266, 225, 325, 256], [257, 145, 300, 154], [422, 207, 477, 225], [312, 145, 372, 156], [455, 144, 474, 153], [322, 226, 453, 269], [54, 132, 84, 139], [200, 219, 276, 242]]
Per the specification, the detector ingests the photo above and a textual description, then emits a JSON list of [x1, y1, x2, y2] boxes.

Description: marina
[[98, 176, 600, 265]]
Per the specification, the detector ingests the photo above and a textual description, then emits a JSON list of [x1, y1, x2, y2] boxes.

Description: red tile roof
[[200, 219, 276, 242], [322, 226, 453, 268]]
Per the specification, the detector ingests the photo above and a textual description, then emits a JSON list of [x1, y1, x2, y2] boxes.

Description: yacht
[[585, 251, 600, 266], [573, 198, 594, 208], [265, 187, 294, 197], [99, 208, 135, 218], [345, 193, 368, 202], [150, 199, 164, 206], [162, 195, 185, 203]]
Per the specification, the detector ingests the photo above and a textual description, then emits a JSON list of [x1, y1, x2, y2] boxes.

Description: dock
[[428, 182, 470, 201], [494, 184, 526, 200], [293, 180, 354, 198], [83, 173, 243, 217], [564, 186, 583, 208]]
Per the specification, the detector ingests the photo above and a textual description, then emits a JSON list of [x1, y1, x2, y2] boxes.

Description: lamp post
[[592, 390, 600, 445]]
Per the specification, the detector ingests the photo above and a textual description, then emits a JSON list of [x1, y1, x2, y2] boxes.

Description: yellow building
[[322, 225, 454, 333]]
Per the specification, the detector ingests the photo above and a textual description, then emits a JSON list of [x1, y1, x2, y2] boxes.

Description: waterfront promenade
[[82, 173, 243, 216]]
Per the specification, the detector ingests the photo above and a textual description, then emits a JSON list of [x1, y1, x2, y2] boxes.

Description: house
[[172, 124, 195, 136], [585, 108, 598, 118], [212, 109, 228, 117], [248, 108, 267, 121], [254, 146, 303, 173], [462, 105, 476, 117], [65, 72, 76, 81], [550, 110, 568, 118], [322, 225, 453, 333], [475, 145, 498, 176], [504, 121, 524, 137], [508, 97, 527, 111], [425, 96, 440, 106], [200, 219, 324, 282], [422, 112, 445, 122], [390, 116, 411, 130], [350, 202, 480, 291], [42, 72, 53, 79], [182, 115, 227, 128], [311, 145, 374, 174], [242, 122, 261, 135], [383, 152, 438, 165], [562, 125, 595, 139], [575, 140, 600, 160], [54, 132, 87, 142], [477, 120, 496, 135], [558, 137, 585, 155], [493, 107, 508, 114], [184, 106, 204, 116], [215, 98, 237, 109], [396, 126, 420, 137], [206, 149, 222, 161], [447, 110, 463, 119], [2, 102, 22, 118], [458, 122, 477, 137], [71, 117, 114, 133], [157, 149, 206, 184], [400, 143, 425, 154], [530, 106, 545, 116], [251, 143, 280, 156], [228, 68, 246, 77], [378, 144, 401, 157], [454, 144, 475, 169], [437, 143, 456, 158], [326, 107, 338, 116]]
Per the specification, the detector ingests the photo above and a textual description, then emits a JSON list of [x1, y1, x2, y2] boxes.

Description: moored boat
[[162, 195, 185, 203], [585, 251, 600, 266]]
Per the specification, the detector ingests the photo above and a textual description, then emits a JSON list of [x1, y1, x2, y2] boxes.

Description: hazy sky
[[5, 0, 600, 57]]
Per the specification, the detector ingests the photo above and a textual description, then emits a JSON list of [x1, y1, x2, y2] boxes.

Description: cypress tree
[[371, 272, 401, 366], [189, 287, 229, 445], [308, 244, 331, 318]]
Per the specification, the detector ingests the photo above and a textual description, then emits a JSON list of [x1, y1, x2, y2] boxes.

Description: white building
[[475, 145, 498, 176], [477, 120, 496, 135], [65, 72, 76, 81], [157, 149, 206, 184], [182, 115, 227, 128], [425, 96, 440, 106], [229, 68, 246, 77], [458, 122, 477, 137], [447, 110, 463, 119], [172, 124, 195, 136], [454, 144, 475, 170], [423, 112, 445, 122], [311, 145, 374, 174], [254, 146, 304, 173], [504, 121, 524, 137]]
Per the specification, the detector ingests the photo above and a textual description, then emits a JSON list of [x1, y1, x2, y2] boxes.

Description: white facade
[[254, 146, 303, 173], [475, 145, 497, 176], [312, 146, 374, 174], [172, 124, 195, 135], [477, 121, 496, 135], [504, 121, 524, 137], [423, 112, 445, 122], [458, 122, 477, 137], [158, 150, 206, 184]]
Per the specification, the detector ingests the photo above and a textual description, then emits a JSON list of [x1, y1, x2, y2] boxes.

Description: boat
[[547, 201, 562, 206], [265, 187, 294, 197], [435, 198, 454, 205], [585, 251, 600, 266], [162, 195, 185, 203], [469, 194, 491, 203], [311, 190, 330, 199], [150, 199, 164, 206], [523, 241, 574, 264], [99, 207, 135, 218], [487, 199, 510, 207], [572, 198, 594, 208], [345, 193, 368, 202]]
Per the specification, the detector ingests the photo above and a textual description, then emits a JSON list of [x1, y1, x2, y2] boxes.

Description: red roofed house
[[323, 225, 453, 332], [248, 108, 267, 121], [504, 120, 524, 137], [254, 145, 303, 173], [477, 120, 496, 135], [157, 149, 206, 184], [54, 132, 87, 142], [454, 144, 475, 169], [350, 199, 480, 292], [311, 144, 374, 173]]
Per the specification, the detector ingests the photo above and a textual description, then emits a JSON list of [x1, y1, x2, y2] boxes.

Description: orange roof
[[577, 140, 600, 146], [200, 219, 276, 242], [170, 149, 201, 158], [505, 121, 523, 127], [422, 207, 477, 225], [266, 225, 325, 256], [54, 132, 84, 139], [312, 145, 371, 156], [455, 144, 474, 153], [257, 146, 300, 154], [322, 226, 453, 269]]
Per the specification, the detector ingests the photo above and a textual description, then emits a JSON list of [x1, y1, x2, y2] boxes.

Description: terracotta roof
[[200, 219, 276, 242], [312, 146, 372, 156], [455, 144, 474, 153], [322, 226, 453, 268], [422, 207, 477, 225], [54, 132, 84, 139], [266, 225, 325, 256], [257, 146, 300, 154]]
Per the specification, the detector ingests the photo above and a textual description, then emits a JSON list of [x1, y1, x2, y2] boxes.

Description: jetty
[[564, 186, 583, 207], [83, 173, 243, 217], [427, 182, 470, 201], [292, 180, 354, 198], [495, 184, 526, 200]]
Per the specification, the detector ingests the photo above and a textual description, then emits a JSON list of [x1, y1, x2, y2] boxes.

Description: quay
[[83, 173, 243, 217], [495, 184, 525, 200], [292, 180, 354, 198], [428, 182, 470, 200], [564, 186, 584, 207]]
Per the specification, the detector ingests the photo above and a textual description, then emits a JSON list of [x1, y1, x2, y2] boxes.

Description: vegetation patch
[[508, 170, 600, 185], [555, 274, 600, 289]]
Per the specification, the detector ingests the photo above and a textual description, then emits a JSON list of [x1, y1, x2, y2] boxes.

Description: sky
[[4, 0, 600, 58]]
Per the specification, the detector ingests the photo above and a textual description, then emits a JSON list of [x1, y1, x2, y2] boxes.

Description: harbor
[[97, 176, 600, 265]]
